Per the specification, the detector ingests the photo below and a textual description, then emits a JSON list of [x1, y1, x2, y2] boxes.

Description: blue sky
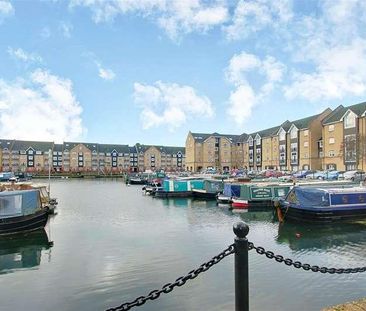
[[1, 0, 366, 146]]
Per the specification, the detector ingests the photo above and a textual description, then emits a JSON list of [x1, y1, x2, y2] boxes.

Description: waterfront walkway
[[323, 298, 366, 310]]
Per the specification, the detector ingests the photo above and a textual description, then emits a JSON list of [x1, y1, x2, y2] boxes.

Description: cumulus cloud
[[70, 0, 228, 40], [225, 52, 285, 125], [0, 69, 85, 143], [224, 0, 293, 41], [0, 0, 13, 16], [133, 81, 214, 130], [7, 47, 43, 63], [284, 0, 366, 101]]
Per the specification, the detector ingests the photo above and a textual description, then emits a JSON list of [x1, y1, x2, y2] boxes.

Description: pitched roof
[[236, 133, 249, 143], [53, 144, 63, 152], [323, 102, 366, 124], [98, 144, 130, 154], [63, 142, 98, 151], [291, 113, 320, 130], [0, 139, 14, 150], [12, 140, 54, 152], [255, 125, 281, 138], [190, 132, 240, 143]]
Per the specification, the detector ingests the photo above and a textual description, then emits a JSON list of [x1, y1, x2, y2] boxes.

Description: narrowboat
[[239, 183, 291, 207], [154, 179, 204, 198], [0, 190, 49, 235], [276, 186, 366, 222], [192, 180, 224, 200], [216, 183, 241, 205]]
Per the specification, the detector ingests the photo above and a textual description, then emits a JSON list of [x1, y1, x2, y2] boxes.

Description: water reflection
[[277, 221, 366, 251], [237, 207, 276, 223], [0, 229, 53, 274]]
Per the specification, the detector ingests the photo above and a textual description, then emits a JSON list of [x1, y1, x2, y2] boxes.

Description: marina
[[0, 179, 365, 311]]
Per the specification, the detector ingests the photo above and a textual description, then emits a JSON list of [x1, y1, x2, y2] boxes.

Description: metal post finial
[[233, 222, 249, 238]]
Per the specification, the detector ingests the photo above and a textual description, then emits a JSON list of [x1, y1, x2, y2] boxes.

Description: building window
[[329, 138, 335, 144], [329, 150, 335, 157], [328, 125, 334, 132], [344, 112, 356, 129]]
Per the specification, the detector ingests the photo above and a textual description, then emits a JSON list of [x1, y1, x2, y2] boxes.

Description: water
[[0, 179, 365, 311]]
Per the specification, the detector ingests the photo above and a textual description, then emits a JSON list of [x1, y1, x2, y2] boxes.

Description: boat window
[[0, 195, 22, 217]]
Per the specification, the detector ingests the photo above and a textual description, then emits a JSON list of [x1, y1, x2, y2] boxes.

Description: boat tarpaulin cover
[[292, 187, 330, 207], [0, 190, 40, 218], [223, 184, 241, 197]]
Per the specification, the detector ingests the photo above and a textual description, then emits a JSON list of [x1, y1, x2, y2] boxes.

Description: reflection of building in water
[[277, 221, 366, 252], [0, 229, 53, 274]]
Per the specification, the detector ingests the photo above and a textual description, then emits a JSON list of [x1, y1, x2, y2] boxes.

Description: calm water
[[0, 179, 365, 311]]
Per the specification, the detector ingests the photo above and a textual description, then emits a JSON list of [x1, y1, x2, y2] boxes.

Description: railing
[[105, 222, 366, 311]]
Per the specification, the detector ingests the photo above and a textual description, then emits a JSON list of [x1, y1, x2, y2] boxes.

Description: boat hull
[[280, 205, 366, 222], [231, 199, 249, 209], [216, 195, 232, 204], [154, 191, 192, 198], [192, 191, 217, 200], [0, 209, 49, 235]]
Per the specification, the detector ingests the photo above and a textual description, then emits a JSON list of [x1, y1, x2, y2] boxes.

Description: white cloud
[[227, 84, 256, 126], [0, 0, 13, 16], [224, 0, 293, 41], [0, 69, 85, 143], [225, 51, 285, 125], [95, 62, 116, 81], [133, 81, 214, 130], [284, 0, 366, 101], [70, 0, 228, 40], [59, 21, 73, 38], [7, 47, 43, 63]]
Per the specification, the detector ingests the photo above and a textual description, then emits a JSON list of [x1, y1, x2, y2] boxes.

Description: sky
[[1, 0, 366, 147]]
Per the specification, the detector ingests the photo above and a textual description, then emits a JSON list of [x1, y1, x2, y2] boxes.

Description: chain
[[106, 244, 235, 311], [248, 242, 366, 274]]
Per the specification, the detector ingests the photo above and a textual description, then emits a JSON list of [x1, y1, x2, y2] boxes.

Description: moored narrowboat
[[154, 179, 204, 198], [0, 189, 49, 235], [192, 180, 224, 200], [276, 186, 366, 222]]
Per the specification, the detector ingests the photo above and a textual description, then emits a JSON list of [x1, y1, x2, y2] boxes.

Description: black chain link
[[106, 240, 366, 310], [248, 242, 366, 274], [105, 244, 235, 311]]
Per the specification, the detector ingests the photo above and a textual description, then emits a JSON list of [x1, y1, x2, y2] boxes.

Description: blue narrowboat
[[277, 186, 366, 222]]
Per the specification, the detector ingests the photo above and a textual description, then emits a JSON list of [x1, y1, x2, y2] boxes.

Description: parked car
[[306, 170, 339, 180], [292, 170, 313, 178], [264, 170, 283, 178], [341, 170, 366, 182]]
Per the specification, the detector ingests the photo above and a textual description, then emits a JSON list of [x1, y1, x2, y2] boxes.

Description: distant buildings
[[185, 102, 366, 172], [0, 140, 185, 174]]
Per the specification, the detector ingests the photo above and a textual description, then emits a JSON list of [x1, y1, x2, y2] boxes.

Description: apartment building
[[185, 132, 239, 172], [322, 102, 366, 171], [0, 140, 185, 173]]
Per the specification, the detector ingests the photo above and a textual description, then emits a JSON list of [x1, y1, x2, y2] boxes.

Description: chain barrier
[[248, 242, 366, 274], [105, 244, 235, 311], [106, 239, 366, 310]]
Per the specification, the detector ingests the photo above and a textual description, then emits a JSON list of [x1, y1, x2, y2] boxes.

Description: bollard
[[233, 222, 249, 311]]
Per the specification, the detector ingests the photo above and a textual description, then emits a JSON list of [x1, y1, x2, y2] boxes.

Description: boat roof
[[299, 186, 366, 194]]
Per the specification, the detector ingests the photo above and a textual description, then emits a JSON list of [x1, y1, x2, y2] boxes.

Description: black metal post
[[233, 222, 249, 311]]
